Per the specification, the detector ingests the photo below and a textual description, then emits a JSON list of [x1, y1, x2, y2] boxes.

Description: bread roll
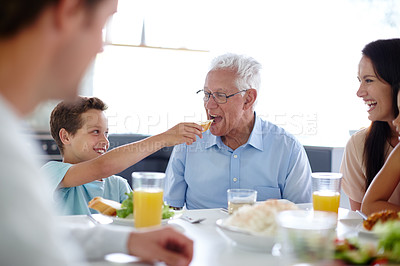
[[88, 197, 121, 216]]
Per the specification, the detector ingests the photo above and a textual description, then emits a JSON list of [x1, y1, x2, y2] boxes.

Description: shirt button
[[233, 155, 238, 158], [233, 178, 238, 182]]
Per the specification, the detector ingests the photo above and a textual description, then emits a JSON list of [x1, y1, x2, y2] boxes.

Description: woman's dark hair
[[0, 0, 101, 38], [362, 38, 400, 189]]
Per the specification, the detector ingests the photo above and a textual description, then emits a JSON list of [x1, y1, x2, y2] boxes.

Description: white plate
[[356, 223, 378, 238], [216, 218, 276, 252], [111, 216, 135, 226], [296, 203, 312, 211], [111, 211, 183, 227]]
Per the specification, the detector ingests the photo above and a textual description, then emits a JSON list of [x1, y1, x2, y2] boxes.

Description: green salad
[[334, 237, 379, 265], [375, 220, 400, 263], [116, 192, 175, 219], [334, 220, 400, 265]]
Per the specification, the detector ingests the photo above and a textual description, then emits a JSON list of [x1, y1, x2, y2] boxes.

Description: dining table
[[58, 204, 375, 266]]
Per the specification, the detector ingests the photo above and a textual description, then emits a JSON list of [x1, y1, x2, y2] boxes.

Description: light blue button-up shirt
[[164, 114, 312, 209]]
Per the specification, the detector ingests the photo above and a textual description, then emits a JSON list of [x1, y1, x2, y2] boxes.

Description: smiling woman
[[340, 38, 400, 211]]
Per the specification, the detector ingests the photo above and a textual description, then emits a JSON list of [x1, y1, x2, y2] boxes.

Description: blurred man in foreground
[[0, 1, 193, 265]]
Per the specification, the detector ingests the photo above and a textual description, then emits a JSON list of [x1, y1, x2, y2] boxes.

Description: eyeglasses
[[196, 89, 248, 104]]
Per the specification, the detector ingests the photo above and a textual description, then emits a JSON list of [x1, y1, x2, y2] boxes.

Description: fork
[[356, 210, 368, 220], [87, 213, 100, 225], [180, 215, 206, 224], [87, 213, 113, 225]]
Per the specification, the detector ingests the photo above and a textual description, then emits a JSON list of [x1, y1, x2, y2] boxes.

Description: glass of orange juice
[[312, 172, 342, 214], [132, 172, 165, 228]]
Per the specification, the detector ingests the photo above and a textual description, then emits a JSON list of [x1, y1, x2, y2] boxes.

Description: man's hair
[[209, 53, 262, 93], [50, 96, 107, 155], [0, 0, 102, 38]]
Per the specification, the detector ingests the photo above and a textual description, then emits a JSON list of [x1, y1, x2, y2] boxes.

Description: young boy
[[42, 96, 202, 215]]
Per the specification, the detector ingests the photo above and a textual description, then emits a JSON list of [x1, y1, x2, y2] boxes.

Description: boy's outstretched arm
[[60, 122, 203, 187]]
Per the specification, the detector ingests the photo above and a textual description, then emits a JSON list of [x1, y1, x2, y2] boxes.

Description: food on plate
[[335, 220, 400, 265], [198, 119, 213, 132], [223, 199, 298, 235], [375, 220, 400, 263], [89, 192, 175, 220], [162, 203, 175, 219], [334, 237, 381, 265], [363, 210, 400, 231], [88, 197, 121, 216], [116, 192, 133, 218]]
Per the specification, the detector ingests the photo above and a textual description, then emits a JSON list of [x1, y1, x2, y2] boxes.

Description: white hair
[[209, 53, 262, 93]]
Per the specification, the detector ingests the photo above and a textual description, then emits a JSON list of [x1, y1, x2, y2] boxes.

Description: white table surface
[[59, 205, 371, 266]]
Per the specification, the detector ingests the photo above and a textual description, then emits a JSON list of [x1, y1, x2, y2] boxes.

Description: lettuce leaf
[[162, 203, 175, 219], [334, 238, 377, 265], [116, 192, 133, 218], [116, 191, 175, 220], [375, 220, 400, 262]]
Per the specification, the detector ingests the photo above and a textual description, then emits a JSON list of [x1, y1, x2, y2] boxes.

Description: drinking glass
[[312, 172, 342, 214], [276, 210, 337, 265], [227, 189, 257, 214], [132, 172, 165, 228]]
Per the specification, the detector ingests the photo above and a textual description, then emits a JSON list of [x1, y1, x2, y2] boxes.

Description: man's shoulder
[[257, 117, 299, 143]]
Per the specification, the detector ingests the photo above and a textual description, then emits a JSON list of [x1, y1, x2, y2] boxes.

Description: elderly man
[[164, 53, 312, 209]]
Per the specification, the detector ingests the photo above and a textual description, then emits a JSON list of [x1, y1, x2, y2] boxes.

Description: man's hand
[[127, 226, 193, 266]]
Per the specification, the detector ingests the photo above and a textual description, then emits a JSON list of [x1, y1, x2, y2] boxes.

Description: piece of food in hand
[[198, 119, 213, 132], [88, 197, 121, 216], [223, 199, 298, 235], [363, 210, 400, 231]]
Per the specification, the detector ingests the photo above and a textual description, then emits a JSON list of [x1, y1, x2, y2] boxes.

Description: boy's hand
[[162, 122, 203, 146], [127, 227, 193, 266]]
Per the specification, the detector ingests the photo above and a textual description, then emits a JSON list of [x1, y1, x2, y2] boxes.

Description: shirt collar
[[247, 114, 264, 151], [204, 132, 219, 149], [204, 112, 264, 151]]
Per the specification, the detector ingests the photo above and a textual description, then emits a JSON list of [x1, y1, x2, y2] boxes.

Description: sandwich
[[88, 197, 121, 216], [88, 193, 175, 219]]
